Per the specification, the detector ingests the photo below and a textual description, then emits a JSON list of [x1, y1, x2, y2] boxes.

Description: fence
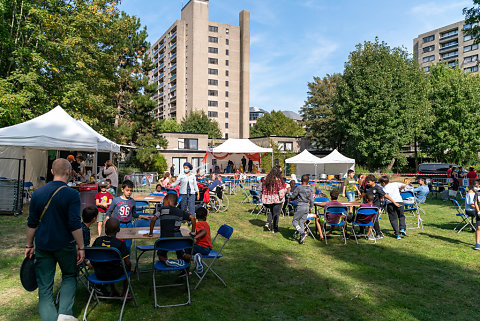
[[0, 157, 26, 215], [123, 172, 159, 194]]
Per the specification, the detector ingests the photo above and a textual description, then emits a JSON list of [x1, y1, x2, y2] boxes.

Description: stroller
[[195, 183, 211, 209]]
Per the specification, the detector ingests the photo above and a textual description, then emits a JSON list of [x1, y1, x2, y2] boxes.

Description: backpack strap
[[39, 185, 67, 222]]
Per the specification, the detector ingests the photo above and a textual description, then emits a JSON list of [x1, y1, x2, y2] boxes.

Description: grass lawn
[[1, 193, 480, 321]]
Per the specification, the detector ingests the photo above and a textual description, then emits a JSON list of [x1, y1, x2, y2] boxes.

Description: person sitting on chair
[[324, 189, 344, 236], [413, 177, 429, 204]]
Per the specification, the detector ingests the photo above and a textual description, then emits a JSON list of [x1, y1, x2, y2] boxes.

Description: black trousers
[[386, 202, 405, 235], [265, 203, 282, 232]]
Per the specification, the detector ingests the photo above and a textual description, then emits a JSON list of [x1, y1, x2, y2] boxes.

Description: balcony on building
[[439, 40, 458, 52], [169, 42, 177, 49], [439, 29, 458, 41]]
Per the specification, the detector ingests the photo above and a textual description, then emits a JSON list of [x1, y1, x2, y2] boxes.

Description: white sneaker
[[58, 314, 79, 321]]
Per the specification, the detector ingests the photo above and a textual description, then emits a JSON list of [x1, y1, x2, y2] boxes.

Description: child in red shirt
[[95, 181, 113, 236], [190, 207, 212, 274]]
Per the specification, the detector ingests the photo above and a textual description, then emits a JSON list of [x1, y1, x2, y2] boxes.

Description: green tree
[[421, 64, 480, 164], [463, 2, 480, 42], [181, 111, 222, 139], [334, 39, 430, 171], [159, 118, 183, 132], [250, 110, 305, 138], [301, 74, 342, 149]]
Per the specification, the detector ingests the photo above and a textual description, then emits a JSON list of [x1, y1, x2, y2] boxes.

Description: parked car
[[417, 163, 457, 178]]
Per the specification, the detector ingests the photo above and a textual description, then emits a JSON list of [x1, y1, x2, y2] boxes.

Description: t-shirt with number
[[344, 178, 357, 193], [95, 192, 113, 213], [195, 221, 212, 249], [106, 196, 138, 223], [154, 206, 191, 237]]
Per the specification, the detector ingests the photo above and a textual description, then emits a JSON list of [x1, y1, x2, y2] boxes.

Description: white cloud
[[410, 1, 470, 17]]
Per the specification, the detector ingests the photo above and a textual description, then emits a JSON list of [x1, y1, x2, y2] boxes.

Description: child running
[[290, 175, 314, 244]]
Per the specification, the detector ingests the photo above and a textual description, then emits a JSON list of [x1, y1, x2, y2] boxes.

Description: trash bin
[[79, 184, 98, 212]]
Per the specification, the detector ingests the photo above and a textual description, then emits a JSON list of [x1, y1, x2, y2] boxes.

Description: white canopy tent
[[317, 149, 355, 178], [204, 139, 273, 174], [0, 106, 120, 186], [285, 149, 323, 178]]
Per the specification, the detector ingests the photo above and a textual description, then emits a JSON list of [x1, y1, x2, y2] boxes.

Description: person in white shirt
[[171, 162, 199, 216], [379, 176, 406, 240]]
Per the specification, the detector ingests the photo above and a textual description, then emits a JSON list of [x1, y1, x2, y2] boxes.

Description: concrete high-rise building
[[414, 20, 480, 74], [147, 0, 250, 139]]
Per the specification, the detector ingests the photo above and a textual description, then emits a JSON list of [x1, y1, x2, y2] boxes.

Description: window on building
[[464, 34, 474, 41], [192, 157, 203, 171], [224, 133, 228, 139], [440, 29, 458, 39], [209, 25, 218, 32], [226, 39, 229, 45], [422, 35, 435, 43], [225, 112, 229, 118], [208, 47, 218, 54], [225, 80, 229, 87], [423, 45, 435, 53], [440, 40, 458, 49], [278, 142, 293, 152], [226, 28, 229, 34], [208, 68, 218, 75], [422, 55, 435, 62], [225, 123, 228, 129], [172, 157, 187, 175], [226, 49, 229, 55], [225, 91, 229, 97], [447, 61, 458, 68], [225, 70, 229, 76], [208, 100, 218, 107], [178, 138, 198, 150], [208, 58, 218, 64], [208, 90, 218, 96], [226, 60, 229, 66], [225, 102, 229, 108], [208, 79, 218, 85], [423, 66, 430, 72], [464, 54, 478, 64], [441, 51, 458, 59], [464, 23, 478, 30], [208, 111, 218, 117], [464, 44, 479, 52], [465, 65, 479, 72], [208, 36, 218, 43]]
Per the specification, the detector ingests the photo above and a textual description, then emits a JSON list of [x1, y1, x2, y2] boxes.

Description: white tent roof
[[211, 139, 272, 154], [0, 106, 118, 152], [285, 149, 323, 164], [317, 149, 355, 164], [78, 120, 120, 153]]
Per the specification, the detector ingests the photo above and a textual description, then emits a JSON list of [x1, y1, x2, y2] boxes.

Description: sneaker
[[264, 224, 271, 231], [475, 243, 480, 250], [299, 233, 308, 244], [397, 235, 402, 240], [193, 253, 204, 274], [375, 233, 384, 240], [57, 315, 79, 321], [400, 229, 407, 236], [165, 259, 186, 268], [367, 234, 376, 241]]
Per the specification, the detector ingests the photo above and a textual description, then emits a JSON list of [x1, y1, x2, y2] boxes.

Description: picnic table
[[133, 194, 165, 203], [314, 201, 362, 215], [117, 225, 191, 240]]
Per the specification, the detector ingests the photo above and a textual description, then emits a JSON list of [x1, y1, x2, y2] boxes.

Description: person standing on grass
[[262, 165, 287, 233], [171, 162, 199, 216], [25, 158, 84, 321], [342, 170, 360, 202], [102, 160, 118, 191], [379, 176, 406, 240], [290, 175, 314, 244]]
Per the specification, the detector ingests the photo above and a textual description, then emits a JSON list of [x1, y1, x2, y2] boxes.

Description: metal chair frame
[[351, 207, 379, 245], [323, 205, 348, 245]]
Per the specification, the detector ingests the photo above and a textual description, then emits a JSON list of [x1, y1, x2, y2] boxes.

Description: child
[[82, 206, 99, 247], [155, 184, 163, 193], [92, 218, 131, 297], [324, 189, 344, 235], [356, 193, 377, 239], [95, 181, 113, 236], [106, 180, 150, 251], [106, 178, 116, 197], [359, 174, 388, 239], [290, 175, 314, 244], [190, 207, 212, 274], [342, 170, 360, 202], [146, 193, 196, 269]]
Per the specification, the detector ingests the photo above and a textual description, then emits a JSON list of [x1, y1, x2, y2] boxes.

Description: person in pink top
[[262, 166, 287, 233]]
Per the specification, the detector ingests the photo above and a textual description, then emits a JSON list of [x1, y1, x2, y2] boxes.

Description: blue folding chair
[[351, 207, 379, 245], [83, 247, 137, 321], [152, 237, 194, 308], [323, 205, 348, 245], [314, 197, 330, 203], [401, 191, 424, 230], [195, 224, 233, 289], [240, 184, 251, 204], [451, 199, 476, 233], [135, 201, 150, 216], [133, 218, 160, 280], [249, 190, 265, 215]]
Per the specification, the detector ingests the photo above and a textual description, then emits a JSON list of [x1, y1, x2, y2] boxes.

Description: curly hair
[[264, 165, 282, 192]]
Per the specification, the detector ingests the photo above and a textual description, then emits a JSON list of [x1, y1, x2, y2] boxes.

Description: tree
[[181, 111, 222, 139], [463, 2, 480, 43], [250, 110, 305, 138], [421, 64, 480, 164], [301, 74, 342, 149], [159, 119, 183, 132], [334, 39, 431, 171]]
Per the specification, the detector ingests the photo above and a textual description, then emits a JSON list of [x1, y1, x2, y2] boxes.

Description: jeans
[[35, 243, 78, 321], [292, 204, 309, 235], [180, 193, 196, 217], [386, 202, 405, 235], [265, 203, 282, 231], [345, 192, 355, 202], [193, 244, 211, 255], [120, 221, 133, 252]]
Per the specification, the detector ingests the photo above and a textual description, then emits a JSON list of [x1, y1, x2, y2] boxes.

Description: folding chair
[[351, 207, 379, 245], [323, 205, 348, 245], [249, 190, 265, 215], [293, 214, 317, 240], [135, 201, 150, 216], [133, 218, 160, 280], [195, 224, 233, 290], [152, 237, 194, 308], [400, 191, 424, 230], [83, 247, 137, 321], [451, 199, 476, 233], [314, 196, 330, 203], [240, 184, 252, 204]]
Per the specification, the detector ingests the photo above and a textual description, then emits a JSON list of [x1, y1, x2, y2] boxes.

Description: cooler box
[[79, 184, 98, 212]]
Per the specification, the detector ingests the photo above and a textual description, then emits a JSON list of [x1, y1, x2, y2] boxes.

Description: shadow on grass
[[419, 232, 473, 246]]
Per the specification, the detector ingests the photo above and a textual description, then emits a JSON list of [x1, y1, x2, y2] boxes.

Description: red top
[[467, 171, 477, 184], [95, 192, 113, 213], [447, 168, 452, 178], [195, 221, 212, 249]]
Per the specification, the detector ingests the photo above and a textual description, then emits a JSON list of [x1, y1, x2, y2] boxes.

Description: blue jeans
[[120, 221, 133, 252], [35, 243, 77, 321], [193, 244, 211, 255], [346, 192, 355, 202], [180, 193, 196, 217]]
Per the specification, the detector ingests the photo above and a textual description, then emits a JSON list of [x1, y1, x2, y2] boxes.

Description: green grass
[[1, 195, 480, 320]]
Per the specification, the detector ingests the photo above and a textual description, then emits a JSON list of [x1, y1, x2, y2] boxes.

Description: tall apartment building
[[414, 20, 480, 73], [147, 0, 250, 139]]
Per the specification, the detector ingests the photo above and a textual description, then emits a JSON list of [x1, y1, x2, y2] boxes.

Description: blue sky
[[119, 0, 469, 113]]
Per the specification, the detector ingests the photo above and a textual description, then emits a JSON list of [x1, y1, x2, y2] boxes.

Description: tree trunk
[[386, 157, 396, 171], [414, 135, 418, 172]]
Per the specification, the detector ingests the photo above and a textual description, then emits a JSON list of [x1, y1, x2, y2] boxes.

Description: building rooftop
[[280, 110, 302, 121]]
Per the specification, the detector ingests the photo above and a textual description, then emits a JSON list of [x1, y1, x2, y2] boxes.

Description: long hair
[[264, 165, 282, 192], [105, 160, 117, 171]]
